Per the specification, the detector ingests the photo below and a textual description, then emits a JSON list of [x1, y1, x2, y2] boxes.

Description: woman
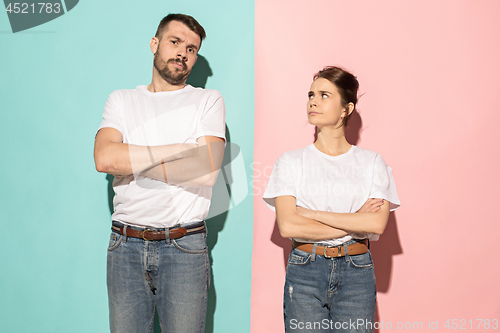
[[263, 66, 400, 332]]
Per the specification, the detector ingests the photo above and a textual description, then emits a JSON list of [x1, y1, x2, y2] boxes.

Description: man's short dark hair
[[155, 14, 206, 48]]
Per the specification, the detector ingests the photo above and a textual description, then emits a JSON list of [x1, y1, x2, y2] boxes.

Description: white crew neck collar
[[139, 84, 192, 95], [310, 144, 356, 160]]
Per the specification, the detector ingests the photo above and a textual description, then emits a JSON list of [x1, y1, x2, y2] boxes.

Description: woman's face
[[307, 78, 346, 128]]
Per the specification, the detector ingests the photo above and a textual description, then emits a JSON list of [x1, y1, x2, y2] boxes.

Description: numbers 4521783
[[5, 3, 62, 14], [443, 319, 498, 330]]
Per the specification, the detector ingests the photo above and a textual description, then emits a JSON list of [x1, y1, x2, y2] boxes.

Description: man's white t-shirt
[[263, 144, 400, 246], [99, 84, 225, 228]]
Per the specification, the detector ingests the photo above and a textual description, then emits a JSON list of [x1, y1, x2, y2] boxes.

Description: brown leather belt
[[111, 221, 205, 241], [293, 239, 368, 258]]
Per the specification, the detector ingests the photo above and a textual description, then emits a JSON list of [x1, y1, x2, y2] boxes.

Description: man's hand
[[138, 136, 225, 187]]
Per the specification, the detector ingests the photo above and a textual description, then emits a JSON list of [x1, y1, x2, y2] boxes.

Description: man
[[94, 13, 225, 333]]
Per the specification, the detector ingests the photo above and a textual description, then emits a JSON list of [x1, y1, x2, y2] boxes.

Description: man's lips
[[173, 62, 184, 69], [168, 59, 187, 70]]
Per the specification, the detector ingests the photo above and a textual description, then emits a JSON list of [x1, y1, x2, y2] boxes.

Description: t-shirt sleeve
[[98, 90, 124, 134], [263, 154, 297, 211], [196, 90, 226, 140], [369, 154, 400, 211]]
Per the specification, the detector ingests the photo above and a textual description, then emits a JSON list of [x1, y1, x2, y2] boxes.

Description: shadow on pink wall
[[371, 213, 403, 332]]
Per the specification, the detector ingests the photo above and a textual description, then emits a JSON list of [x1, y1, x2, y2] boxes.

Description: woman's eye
[[322, 93, 328, 98], [308, 94, 313, 99]]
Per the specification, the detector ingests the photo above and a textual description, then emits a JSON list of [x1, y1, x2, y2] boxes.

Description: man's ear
[[150, 37, 159, 55]]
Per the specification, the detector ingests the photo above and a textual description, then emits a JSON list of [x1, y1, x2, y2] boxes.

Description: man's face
[[152, 20, 201, 86]]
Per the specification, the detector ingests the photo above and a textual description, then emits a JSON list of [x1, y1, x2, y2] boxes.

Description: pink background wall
[[252, 0, 500, 331]]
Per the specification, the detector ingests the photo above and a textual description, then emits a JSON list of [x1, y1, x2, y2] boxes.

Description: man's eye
[[171, 40, 178, 44], [188, 48, 195, 53]]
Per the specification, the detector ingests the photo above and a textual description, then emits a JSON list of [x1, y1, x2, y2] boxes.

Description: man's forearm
[[139, 140, 225, 187], [95, 141, 197, 176]]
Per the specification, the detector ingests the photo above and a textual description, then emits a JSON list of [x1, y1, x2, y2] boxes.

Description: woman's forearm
[[277, 213, 349, 240], [275, 196, 348, 240], [298, 201, 390, 235]]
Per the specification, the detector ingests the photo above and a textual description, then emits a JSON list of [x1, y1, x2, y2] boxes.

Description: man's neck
[[148, 75, 186, 92]]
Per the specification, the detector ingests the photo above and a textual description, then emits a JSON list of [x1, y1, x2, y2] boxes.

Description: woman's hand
[[357, 198, 384, 213], [294, 198, 389, 235]]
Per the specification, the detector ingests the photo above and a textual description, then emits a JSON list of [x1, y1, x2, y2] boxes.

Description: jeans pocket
[[348, 251, 374, 268], [172, 233, 207, 254], [287, 248, 311, 266], [107, 232, 123, 252]]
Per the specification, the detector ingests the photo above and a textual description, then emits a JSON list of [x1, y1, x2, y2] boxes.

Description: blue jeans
[[107, 221, 210, 333], [284, 241, 376, 333]]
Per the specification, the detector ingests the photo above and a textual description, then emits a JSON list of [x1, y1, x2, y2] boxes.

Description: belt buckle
[[323, 246, 333, 258], [323, 245, 342, 258], [142, 228, 154, 241], [336, 245, 343, 257]]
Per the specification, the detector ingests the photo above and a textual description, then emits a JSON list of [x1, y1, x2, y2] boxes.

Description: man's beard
[[154, 54, 190, 86]]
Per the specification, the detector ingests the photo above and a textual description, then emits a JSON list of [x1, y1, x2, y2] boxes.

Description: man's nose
[[177, 50, 187, 61]]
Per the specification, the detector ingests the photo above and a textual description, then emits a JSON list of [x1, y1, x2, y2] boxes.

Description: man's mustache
[[167, 58, 187, 70]]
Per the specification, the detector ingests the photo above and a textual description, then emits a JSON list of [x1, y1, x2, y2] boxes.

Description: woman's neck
[[314, 126, 351, 156]]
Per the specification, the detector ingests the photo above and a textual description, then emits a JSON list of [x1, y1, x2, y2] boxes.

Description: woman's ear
[[347, 102, 354, 116]]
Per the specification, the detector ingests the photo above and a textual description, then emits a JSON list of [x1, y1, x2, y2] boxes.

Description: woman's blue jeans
[[107, 222, 210, 333], [284, 241, 376, 333]]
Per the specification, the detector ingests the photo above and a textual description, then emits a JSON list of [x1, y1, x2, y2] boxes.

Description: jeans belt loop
[[122, 225, 127, 242], [165, 226, 171, 245], [311, 243, 318, 261], [343, 243, 349, 261]]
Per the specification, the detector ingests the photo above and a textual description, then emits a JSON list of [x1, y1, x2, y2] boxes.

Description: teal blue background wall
[[0, 1, 254, 332]]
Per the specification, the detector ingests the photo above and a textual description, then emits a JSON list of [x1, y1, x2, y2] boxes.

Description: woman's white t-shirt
[[263, 144, 400, 246]]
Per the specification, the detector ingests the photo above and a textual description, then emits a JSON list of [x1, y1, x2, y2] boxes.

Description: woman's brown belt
[[292, 239, 368, 258]]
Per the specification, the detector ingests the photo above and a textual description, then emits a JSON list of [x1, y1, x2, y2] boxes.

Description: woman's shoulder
[[276, 145, 314, 162], [352, 146, 388, 166], [352, 146, 378, 157]]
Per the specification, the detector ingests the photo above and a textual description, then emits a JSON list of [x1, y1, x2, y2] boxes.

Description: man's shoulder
[[107, 86, 146, 100], [185, 85, 222, 98]]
